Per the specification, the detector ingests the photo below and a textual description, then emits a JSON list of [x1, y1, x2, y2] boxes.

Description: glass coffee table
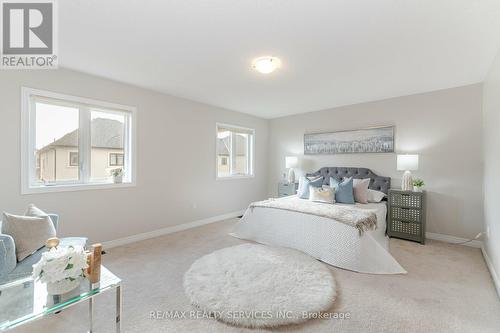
[[0, 266, 121, 332]]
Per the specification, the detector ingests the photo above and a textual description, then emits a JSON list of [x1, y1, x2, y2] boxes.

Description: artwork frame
[[304, 126, 395, 155]]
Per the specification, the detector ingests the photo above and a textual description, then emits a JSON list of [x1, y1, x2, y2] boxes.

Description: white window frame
[[21, 87, 137, 194], [215, 122, 255, 180]]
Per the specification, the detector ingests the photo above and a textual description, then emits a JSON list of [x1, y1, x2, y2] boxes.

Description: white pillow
[[352, 178, 370, 204], [1, 212, 56, 261], [309, 185, 335, 204], [367, 189, 386, 203]]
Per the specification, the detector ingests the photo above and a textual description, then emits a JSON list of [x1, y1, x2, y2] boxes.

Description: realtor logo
[[1, 0, 57, 69]]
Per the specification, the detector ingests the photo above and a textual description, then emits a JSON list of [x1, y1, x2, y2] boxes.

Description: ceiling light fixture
[[252, 56, 281, 74]]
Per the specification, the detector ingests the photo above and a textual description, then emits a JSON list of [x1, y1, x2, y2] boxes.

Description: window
[[216, 123, 254, 179], [21, 87, 136, 193], [69, 152, 79, 166], [109, 153, 124, 166]]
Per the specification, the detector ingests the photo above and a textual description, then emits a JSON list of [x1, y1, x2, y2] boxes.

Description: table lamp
[[397, 154, 419, 191], [285, 156, 298, 184]]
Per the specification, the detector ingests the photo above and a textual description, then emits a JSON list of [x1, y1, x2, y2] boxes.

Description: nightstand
[[278, 182, 298, 197], [387, 189, 426, 244]]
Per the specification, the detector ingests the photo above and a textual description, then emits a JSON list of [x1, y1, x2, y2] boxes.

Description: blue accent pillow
[[298, 176, 324, 199], [329, 177, 355, 204]]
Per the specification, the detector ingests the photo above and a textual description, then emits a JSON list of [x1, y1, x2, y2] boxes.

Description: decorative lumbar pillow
[[352, 178, 371, 204], [309, 185, 335, 204], [367, 189, 386, 203], [1, 212, 56, 261], [329, 177, 355, 204], [297, 176, 324, 199]]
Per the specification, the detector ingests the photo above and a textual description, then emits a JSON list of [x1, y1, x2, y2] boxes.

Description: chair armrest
[[0, 234, 17, 277]]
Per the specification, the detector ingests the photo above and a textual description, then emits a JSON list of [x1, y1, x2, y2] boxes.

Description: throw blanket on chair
[[249, 196, 377, 235]]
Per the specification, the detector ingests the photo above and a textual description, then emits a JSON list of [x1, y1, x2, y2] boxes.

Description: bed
[[230, 167, 406, 274]]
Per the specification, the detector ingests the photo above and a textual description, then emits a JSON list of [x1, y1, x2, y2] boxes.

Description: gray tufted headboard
[[306, 167, 391, 194]]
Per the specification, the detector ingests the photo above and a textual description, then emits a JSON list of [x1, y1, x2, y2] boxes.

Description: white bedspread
[[230, 196, 406, 274], [250, 196, 377, 234]]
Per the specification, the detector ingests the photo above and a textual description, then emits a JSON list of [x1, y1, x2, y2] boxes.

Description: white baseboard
[[425, 232, 482, 248], [102, 210, 245, 249], [481, 245, 500, 299]]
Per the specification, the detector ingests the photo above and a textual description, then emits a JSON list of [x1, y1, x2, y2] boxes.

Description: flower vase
[[46, 278, 81, 295], [413, 186, 423, 192], [113, 175, 123, 184]]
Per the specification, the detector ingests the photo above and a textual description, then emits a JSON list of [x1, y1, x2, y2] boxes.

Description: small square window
[[69, 152, 79, 166], [109, 153, 124, 167]]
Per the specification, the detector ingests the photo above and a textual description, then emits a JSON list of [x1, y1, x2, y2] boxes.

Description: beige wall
[[90, 148, 123, 179], [38, 149, 56, 181], [0, 69, 269, 244], [268, 84, 484, 239], [483, 49, 500, 292], [38, 147, 79, 181]]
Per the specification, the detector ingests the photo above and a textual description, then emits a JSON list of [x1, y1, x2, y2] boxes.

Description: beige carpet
[[13, 218, 500, 333]]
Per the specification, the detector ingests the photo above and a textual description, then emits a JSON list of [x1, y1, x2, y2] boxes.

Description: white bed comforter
[[230, 196, 406, 274], [249, 196, 377, 234]]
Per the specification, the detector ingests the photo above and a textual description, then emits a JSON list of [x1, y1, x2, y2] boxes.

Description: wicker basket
[[389, 192, 422, 208], [390, 207, 422, 223], [390, 220, 421, 237]]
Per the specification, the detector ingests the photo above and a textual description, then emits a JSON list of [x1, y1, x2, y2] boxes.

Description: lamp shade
[[285, 156, 298, 168], [397, 154, 419, 171]]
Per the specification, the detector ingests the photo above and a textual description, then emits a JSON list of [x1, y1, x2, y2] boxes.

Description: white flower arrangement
[[109, 168, 123, 177], [33, 246, 89, 284], [109, 168, 124, 183]]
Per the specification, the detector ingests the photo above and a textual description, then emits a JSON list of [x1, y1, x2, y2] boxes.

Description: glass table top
[[0, 266, 120, 331]]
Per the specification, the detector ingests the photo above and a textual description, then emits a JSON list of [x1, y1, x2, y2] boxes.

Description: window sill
[[22, 181, 136, 195], [216, 175, 255, 181]]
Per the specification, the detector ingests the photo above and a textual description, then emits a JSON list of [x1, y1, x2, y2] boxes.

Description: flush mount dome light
[[252, 56, 281, 74]]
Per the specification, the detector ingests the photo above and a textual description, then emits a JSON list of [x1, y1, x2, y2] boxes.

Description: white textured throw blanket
[[249, 196, 377, 235]]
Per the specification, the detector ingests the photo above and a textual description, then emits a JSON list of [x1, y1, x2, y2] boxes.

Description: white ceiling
[[60, 0, 500, 119]]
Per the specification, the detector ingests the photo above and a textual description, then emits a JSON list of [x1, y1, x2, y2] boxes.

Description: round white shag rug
[[183, 244, 336, 328]]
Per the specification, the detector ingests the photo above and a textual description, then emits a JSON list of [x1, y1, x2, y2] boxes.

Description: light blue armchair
[[0, 214, 87, 284]]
